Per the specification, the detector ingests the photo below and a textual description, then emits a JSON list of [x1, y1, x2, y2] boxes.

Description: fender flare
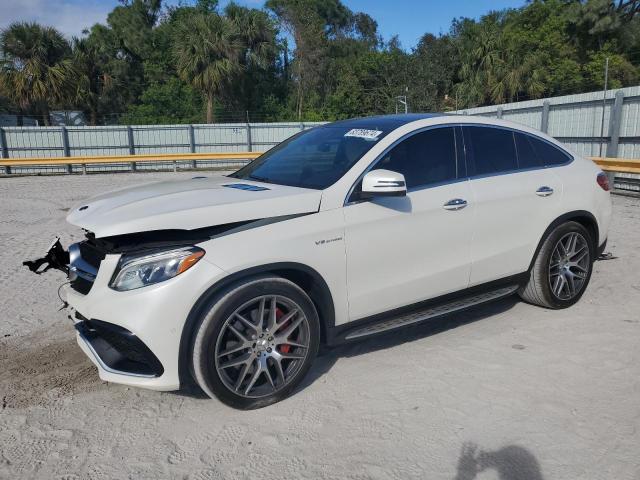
[[527, 210, 599, 273], [177, 262, 335, 386]]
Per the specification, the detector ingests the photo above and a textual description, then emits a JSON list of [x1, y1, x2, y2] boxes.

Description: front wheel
[[519, 221, 595, 309], [191, 276, 320, 409]]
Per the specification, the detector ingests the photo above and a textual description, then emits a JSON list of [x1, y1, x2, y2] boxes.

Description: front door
[[343, 126, 474, 321]]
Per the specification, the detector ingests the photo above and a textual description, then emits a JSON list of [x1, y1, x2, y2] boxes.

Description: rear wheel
[[191, 276, 320, 409], [519, 221, 594, 309]]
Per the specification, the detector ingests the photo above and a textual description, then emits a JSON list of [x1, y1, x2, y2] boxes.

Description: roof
[[323, 113, 448, 132]]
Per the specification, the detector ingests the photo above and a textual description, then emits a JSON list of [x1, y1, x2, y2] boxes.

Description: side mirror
[[361, 169, 407, 198]]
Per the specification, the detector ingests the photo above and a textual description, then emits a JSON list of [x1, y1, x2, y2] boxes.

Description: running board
[[344, 285, 519, 340]]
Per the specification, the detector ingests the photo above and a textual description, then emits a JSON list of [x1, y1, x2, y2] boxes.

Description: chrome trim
[[459, 124, 574, 179], [443, 198, 468, 210], [76, 330, 157, 379], [535, 186, 554, 197], [343, 122, 574, 206], [68, 242, 97, 283]]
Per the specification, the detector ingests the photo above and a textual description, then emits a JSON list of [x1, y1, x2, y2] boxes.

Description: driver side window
[[373, 127, 457, 189]]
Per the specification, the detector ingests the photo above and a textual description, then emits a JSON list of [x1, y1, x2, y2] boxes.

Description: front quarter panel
[[200, 208, 349, 326]]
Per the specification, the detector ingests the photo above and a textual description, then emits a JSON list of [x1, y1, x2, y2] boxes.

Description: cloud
[[0, 0, 115, 38]]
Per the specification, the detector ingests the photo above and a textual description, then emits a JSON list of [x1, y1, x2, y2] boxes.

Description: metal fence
[[0, 122, 324, 158], [2, 87, 640, 191], [456, 85, 640, 159], [455, 86, 640, 193], [0, 122, 324, 174]]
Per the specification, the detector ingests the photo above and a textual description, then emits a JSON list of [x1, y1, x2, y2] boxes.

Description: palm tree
[[72, 37, 114, 126], [0, 22, 75, 125], [226, 3, 276, 70], [173, 12, 241, 123], [225, 3, 277, 114]]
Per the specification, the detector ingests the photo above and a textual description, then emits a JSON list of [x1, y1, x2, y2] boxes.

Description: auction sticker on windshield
[[344, 129, 383, 141]]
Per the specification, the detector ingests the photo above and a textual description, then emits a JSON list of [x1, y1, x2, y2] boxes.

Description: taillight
[[596, 172, 611, 191]]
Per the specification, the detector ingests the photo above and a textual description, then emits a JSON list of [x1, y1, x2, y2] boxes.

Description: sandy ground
[[0, 172, 639, 480]]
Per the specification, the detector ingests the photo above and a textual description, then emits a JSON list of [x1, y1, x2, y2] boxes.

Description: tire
[[191, 275, 320, 409], [519, 221, 595, 309]]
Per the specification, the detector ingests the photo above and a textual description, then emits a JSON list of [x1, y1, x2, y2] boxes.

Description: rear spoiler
[[23, 238, 69, 275]]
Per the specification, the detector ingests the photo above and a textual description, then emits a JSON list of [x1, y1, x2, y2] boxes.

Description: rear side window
[[514, 132, 542, 169], [528, 135, 572, 166], [374, 127, 457, 189], [464, 126, 517, 176]]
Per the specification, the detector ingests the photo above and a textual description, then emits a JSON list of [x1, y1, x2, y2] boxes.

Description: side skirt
[[326, 274, 527, 345]]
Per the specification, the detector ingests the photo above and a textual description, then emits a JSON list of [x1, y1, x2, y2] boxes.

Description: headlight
[[109, 246, 205, 291]]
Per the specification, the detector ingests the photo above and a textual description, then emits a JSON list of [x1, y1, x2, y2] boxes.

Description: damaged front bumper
[[23, 236, 226, 391]]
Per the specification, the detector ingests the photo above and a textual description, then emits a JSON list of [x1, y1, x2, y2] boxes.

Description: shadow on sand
[[454, 442, 544, 480]]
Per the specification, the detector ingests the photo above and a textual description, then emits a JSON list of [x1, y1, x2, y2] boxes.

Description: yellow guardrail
[[590, 157, 640, 174], [0, 152, 639, 175], [0, 151, 261, 167]]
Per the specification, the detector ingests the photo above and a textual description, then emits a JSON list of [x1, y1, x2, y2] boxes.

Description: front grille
[[79, 241, 106, 269], [75, 319, 164, 377]]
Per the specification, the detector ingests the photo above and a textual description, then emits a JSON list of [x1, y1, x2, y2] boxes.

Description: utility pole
[[599, 57, 610, 157], [396, 95, 407, 114]]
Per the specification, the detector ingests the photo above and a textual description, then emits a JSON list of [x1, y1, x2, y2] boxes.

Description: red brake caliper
[[275, 307, 291, 353]]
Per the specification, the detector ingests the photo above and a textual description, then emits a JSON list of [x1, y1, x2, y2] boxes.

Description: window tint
[[465, 126, 517, 175], [514, 132, 542, 169], [231, 126, 390, 189], [374, 127, 457, 189], [528, 135, 571, 166]]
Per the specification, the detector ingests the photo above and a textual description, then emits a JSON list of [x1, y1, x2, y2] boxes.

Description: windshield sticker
[[344, 128, 383, 141]]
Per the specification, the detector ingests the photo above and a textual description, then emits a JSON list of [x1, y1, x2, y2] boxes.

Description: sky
[[0, 0, 526, 49]]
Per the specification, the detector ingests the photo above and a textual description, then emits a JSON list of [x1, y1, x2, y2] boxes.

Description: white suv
[[26, 114, 612, 409]]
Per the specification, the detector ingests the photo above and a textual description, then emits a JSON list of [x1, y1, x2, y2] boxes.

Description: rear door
[[463, 126, 564, 286], [343, 126, 474, 320]]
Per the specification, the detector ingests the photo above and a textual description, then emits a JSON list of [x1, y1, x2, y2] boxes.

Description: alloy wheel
[[214, 295, 311, 398], [548, 232, 590, 300]]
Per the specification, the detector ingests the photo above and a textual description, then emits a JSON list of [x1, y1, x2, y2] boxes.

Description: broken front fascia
[[21, 222, 247, 279], [23, 238, 69, 275], [21, 214, 309, 279]]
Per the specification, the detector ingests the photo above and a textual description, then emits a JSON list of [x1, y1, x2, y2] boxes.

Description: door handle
[[443, 198, 468, 210], [535, 186, 554, 197]]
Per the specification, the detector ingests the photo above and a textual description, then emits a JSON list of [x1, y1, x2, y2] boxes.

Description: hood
[[66, 176, 322, 238]]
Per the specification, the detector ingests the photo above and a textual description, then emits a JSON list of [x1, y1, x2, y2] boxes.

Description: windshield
[[230, 126, 389, 189]]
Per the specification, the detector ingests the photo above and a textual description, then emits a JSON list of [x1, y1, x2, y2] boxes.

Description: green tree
[[224, 3, 280, 115], [121, 77, 203, 124], [583, 48, 639, 89], [71, 36, 115, 125], [0, 22, 75, 125], [411, 34, 458, 111], [173, 12, 241, 123], [107, 0, 162, 61]]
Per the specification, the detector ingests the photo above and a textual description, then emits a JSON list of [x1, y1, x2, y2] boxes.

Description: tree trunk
[[90, 109, 98, 126], [206, 93, 214, 123], [296, 72, 303, 121], [42, 104, 51, 126]]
